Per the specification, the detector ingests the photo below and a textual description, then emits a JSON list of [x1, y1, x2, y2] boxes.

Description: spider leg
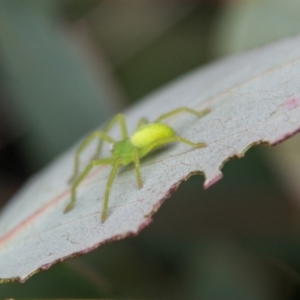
[[139, 136, 206, 158], [65, 158, 115, 213], [132, 147, 143, 188], [154, 107, 210, 123], [101, 149, 143, 222], [69, 131, 115, 183], [136, 117, 149, 129], [102, 158, 122, 222], [94, 114, 129, 159]]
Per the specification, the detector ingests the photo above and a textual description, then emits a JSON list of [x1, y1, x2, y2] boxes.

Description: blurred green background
[[1, 0, 300, 299]]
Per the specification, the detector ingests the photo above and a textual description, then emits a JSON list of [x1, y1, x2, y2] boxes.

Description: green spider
[[65, 107, 210, 222]]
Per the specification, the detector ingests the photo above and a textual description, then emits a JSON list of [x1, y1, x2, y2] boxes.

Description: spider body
[[131, 123, 175, 149], [65, 107, 210, 222], [111, 123, 174, 164]]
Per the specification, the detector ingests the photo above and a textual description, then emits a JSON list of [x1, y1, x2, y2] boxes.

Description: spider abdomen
[[131, 123, 175, 149]]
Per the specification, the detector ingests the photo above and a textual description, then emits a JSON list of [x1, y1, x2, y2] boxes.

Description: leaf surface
[[1, 35, 300, 282]]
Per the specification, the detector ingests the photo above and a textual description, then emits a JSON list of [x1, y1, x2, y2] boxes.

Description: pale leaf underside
[[1, 35, 300, 282]]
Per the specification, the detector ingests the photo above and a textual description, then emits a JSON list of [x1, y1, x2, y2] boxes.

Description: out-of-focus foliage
[[0, 0, 121, 171], [213, 0, 300, 56]]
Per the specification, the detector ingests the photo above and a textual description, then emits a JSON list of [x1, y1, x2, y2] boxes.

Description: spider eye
[[109, 144, 114, 152]]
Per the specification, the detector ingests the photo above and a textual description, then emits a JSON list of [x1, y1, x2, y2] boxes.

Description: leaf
[[1, 34, 300, 283], [213, 0, 300, 208]]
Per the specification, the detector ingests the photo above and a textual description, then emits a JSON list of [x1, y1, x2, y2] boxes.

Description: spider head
[[111, 139, 135, 165]]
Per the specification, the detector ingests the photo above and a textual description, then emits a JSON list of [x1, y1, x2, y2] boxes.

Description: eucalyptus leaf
[[1, 35, 300, 282]]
